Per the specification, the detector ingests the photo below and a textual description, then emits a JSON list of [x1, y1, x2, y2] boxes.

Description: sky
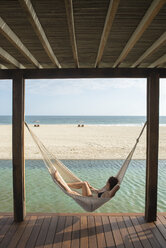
[[0, 78, 165, 116]]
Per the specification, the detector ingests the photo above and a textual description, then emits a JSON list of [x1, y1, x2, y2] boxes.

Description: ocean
[[0, 115, 166, 125]]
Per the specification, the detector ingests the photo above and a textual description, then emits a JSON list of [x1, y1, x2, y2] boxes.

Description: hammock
[[25, 122, 147, 212]]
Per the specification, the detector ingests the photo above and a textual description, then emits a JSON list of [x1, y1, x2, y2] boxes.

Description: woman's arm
[[101, 184, 120, 198], [85, 181, 99, 192]]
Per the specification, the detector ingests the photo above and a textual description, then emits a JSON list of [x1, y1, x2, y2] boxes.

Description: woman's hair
[[108, 176, 119, 190]]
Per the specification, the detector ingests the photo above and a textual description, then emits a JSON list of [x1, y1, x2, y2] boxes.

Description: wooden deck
[[0, 213, 166, 248]]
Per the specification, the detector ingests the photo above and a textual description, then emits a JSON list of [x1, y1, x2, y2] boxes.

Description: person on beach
[[54, 170, 120, 198]]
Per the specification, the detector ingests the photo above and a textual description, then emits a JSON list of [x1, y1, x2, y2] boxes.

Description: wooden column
[[12, 72, 25, 222], [145, 73, 159, 222]]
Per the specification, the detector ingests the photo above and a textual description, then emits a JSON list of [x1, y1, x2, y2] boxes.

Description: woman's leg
[[68, 181, 92, 196], [81, 181, 92, 196]]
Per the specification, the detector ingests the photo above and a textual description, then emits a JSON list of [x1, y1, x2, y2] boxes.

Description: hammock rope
[[25, 121, 147, 212], [116, 121, 147, 184]]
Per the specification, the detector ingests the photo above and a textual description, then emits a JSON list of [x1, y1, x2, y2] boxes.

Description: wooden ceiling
[[0, 0, 166, 69]]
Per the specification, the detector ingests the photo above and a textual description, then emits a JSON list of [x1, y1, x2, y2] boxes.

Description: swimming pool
[[0, 159, 166, 213]]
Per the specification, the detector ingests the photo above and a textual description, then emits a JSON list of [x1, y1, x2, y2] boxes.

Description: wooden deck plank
[[71, 216, 80, 248], [0, 218, 20, 248], [95, 215, 106, 248], [80, 216, 88, 248], [62, 216, 73, 248], [157, 215, 166, 229], [109, 216, 125, 248], [0, 213, 166, 248], [25, 215, 44, 248], [0, 217, 14, 244], [35, 216, 51, 247], [102, 215, 115, 248], [148, 221, 166, 247], [154, 218, 166, 240], [44, 216, 58, 248], [7, 216, 30, 248], [26, 212, 144, 217], [155, 217, 166, 239], [88, 216, 97, 248], [137, 216, 161, 248], [117, 216, 134, 248], [16, 215, 37, 248], [0, 215, 5, 228], [53, 215, 65, 248], [0, 216, 9, 232], [130, 216, 152, 248], [123, 216, 143, 248]]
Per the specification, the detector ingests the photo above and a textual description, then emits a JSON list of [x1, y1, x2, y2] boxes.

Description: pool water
[[0, 159, 166, 213]]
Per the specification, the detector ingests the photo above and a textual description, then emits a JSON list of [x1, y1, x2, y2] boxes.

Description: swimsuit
[[98, 192, 104, 198]]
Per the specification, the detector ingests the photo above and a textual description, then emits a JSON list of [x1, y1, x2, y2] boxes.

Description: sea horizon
[[0, 115, 166, 126]]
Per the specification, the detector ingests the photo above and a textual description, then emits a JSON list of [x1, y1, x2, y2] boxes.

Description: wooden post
[[145, 72, 159, 222], [12, 72, 25, 222]]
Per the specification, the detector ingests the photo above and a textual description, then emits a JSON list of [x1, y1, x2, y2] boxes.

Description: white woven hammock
[[25, 122, 146, 212]]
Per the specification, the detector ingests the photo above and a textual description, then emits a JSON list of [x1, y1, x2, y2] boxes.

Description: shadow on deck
[[0, 213, 166, 248]]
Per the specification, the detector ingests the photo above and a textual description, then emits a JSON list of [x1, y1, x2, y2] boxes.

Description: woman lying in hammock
[[54, 170, 120, 198]]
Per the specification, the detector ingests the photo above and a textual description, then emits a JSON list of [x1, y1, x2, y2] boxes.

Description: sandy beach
[[0, 124, 166, 159]]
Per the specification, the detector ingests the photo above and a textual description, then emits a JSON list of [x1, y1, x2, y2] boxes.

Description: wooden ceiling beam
[[95, 0, 120, 68], [113, 0, 166, 68], [0, 17, 42, 68], [132, 32, 166, 67], [65, 0, 79, 68], [0, 63, 8, 69], [1, 68, 166, 80], [148, 54, 166, 68], [0, 47, 25, 68], [19, 0, 61, 68], [18, 68, 166, 79]]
